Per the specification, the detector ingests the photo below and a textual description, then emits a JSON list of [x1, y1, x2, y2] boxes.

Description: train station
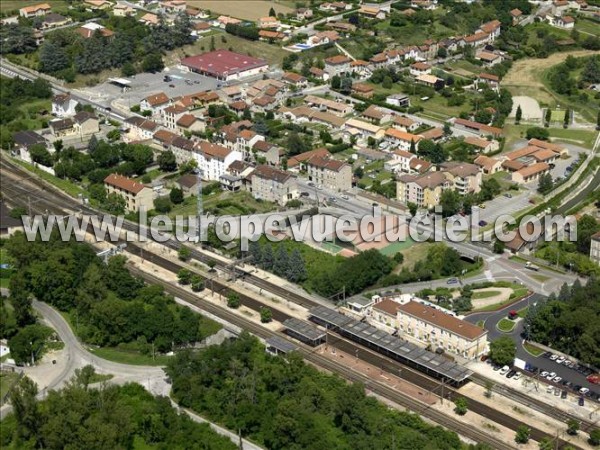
[[283, 317, 326, 347], [309, 306, 472, 387]]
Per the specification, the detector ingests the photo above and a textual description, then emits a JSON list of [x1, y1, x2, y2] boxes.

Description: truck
[[525, 262, 539, 271]]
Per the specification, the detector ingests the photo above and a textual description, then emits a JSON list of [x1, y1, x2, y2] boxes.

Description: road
[[0, 297, 263, 450]]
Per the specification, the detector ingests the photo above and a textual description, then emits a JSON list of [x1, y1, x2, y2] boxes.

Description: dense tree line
[[379, 244, 481, 286], [167, 333, 464, 450], [225, 23, 260, 41], [524, 278, 600, 366], [0, 373, 236, 450], [248, 241, 308, 283], [4, 233, 217, 355], [0, 76, 52, 149], [36, 13, 193, 80]]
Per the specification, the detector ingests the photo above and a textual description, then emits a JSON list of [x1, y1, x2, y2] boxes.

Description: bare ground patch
[[187, 1, 293, 21]]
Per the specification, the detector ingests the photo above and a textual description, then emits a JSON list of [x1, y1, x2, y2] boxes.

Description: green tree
[[410, 138, 416, 152], [443, 122, 452, 136], [269, 7, 276, 17], [484, 380, 493, 398], [563, 108, 570, 128], [590, 428, 600, 446], [29, 144, 53, 166], [191, 275, 205, 292], [515, 425, 530, 444], [538, 437, 553, 450], [153, 197, 172, 213], [170, 187, 184, 205], [121, 62, 136, 77], [8, 324, 51, 365], [178, 246, 191, 261], [9, 376, 42, 443], [537, 172, 553, 195], [566, 419, 580, 436], [515, 105, 522, 124], [440, 190, 461, 218], [489, 336, 516, 367], [157, 150, 177, 172], [273, 245, 289, 278], [407, 202, 418, 217], [210, 35, 216, 51], [493, 240, 505, 254], [260, 307, 272, 323], [227, 292, 241, 309], [142, 53, 164, 73], [544, 108, 551, 126], [177, 269, 192, 285], [453, 397, 468, 415], [286, 248, 307, 282], [104, 192, 126, 215], [38, 41, 70, 73], [331, 75, 341, 90], [526, 127, 550, 140]]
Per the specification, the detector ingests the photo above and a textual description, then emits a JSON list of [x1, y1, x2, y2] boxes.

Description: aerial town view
[[0, 0, 599, 448]]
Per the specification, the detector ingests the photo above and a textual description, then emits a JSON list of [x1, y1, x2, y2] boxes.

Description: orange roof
[[196, 141, 231, 159], [144, 92, 169, 107], [21, 3, 51, 13], [385, 128, 422, 142], [325, 55, 350, 65], [373, 299, 402, 316], [288, 148, 331, 168], [464, 32, 489, 43], [104, 173, 147, 194], [176, 114, 197, 128], [516, 162, 550, 178], [479, 72, 499, 82]]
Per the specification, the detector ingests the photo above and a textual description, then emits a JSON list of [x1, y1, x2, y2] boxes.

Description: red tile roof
[[181, 50, 268, 78], [104, 173, 147, 194]]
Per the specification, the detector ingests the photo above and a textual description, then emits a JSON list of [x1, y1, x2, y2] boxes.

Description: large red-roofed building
[[180, 50, 269, 81]]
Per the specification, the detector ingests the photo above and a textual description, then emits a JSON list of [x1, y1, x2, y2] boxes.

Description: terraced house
[[305, 156, 352, 192]]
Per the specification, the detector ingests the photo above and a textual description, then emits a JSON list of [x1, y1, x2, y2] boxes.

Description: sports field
[[379, 238, 415, 257], [550, 110, 566, 122], [187, 1, 293, 21]]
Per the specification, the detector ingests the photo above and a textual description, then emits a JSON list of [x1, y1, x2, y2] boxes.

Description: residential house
[[84, 0, 112, 10], [49, 118, 75, 137], [73, 111, 99, 136], [410, 62, 432, 76], [359, 6, 387, 19], [252, 140, 280, 165], [306, 156, 352, 191], [251, 96, 278, 113], [453, 118, 503, 138], [139, 13, 160, 26], [326, 21, 357, 33], [510, 8, 523, 24], [386, 93, 411, 108], [12, 131, 49, 163], [415, 74, 444, 89], [475, 50, 502, 66], [343, 118, 385, 141], [76, 22, 115, 39], [216, 15, 241, 28], [464, 136, 499, 153], [324, 55, 351, 76], [549, 15, 575, 29], [0, 201, 24, 237], [258, 16, 280, 29], [351, 83, 375, 99], [177, 114, 205, 134], [410, 0, 438, 10], [419, 127, 444, 142], [41, 13, 71, 29], [392, 115, 419, 132], [440, 162, 482, 195], [161, 104, 188, 130], [307, 31, 339, 46], [282, 72, 308, 88], [113, 3, 135, 16], [512, 162, 550, 184], [141, 92, 171, 115], [461, 31, 490, 48], [361, 105, 394, 125], [170, 136, 196, 164], [250, 165, 299, 205], [397, 171, 449, 208], [194, 141, 242, 181], [385, 128, 422, 151], [309, 67, 329, 81], [479, 20, 502, 41], [153, 129, 178, 149], [52, 93, 78, 117], [125, 116, 159, 141], [476, 73, 500, 91], [104, 173, 154, 212], [19, 3, 51, 18], [287, 148, 331, 171], [304, 95, 353, 116], [474, 155, 502, 174], [177, 173, 199, 196], [161, 0, 187, 13], [396, 300, 488, 359], [296, 8, 313, 20], [348, 60, 372, 78]]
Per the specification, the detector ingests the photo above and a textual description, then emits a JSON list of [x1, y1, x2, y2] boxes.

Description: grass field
[[187, 1, 293, 21], [167, 31, 289, 67], [0, 1, 66, 13], [503, 124, 598, 150], [523, 342, 545, 357], [379, 238, 415, 257], [170, 190, 278, 217], [502, 50, 600, 123], [575, 18, 600, 37], [90, 347, 171, 366], [550, 110, 566, 122], [497, 318, 516, 332], [395, 242, 434, 271], [472, 290, 502, 300], [11, 158, 87, 198]]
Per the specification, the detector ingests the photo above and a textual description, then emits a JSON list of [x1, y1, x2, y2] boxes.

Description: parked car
[[447, 278, 459, 285], [579, 397, 585, 406], [547, 385, 554, 393], [541, 371, 549, 378], [504, 193, 512, 198], [546, 372, 557, 380], [508, 310, 518, 320], [561, 390, 568, 399], [556, 356, 566, 364], [553, 376, 562, 383], [478, 220, 488, 226], [493, 364, 501, 371], [506, 370, 517, 378], [499, 366, 510, 375], [341, 194, 349, 200], [580, 387, 590, 395], [513, 372, 522, 381], [550, 354, 559, 361]]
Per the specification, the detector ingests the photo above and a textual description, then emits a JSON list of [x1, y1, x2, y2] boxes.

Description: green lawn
[[530, 274, 550, 282], [170, 190, 278, 217], [379, 238, 415, 257], [497, 318, 516, 332], [11, 158, 87, 198], [523, 342, 545, 357], [575, 18, 600, 37], [89, 347, 172, 366], [517, 307, 528, 318], [445, 60, 482, 77], [472, 290, 502, 300], [550, 110, 566, 122]]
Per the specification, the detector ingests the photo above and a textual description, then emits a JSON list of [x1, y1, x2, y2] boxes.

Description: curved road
[[0, 297, 263, 450]]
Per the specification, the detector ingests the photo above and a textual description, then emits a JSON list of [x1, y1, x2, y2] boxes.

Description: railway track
[[129, 267, 517, 450], [0, 156, 592, 447]]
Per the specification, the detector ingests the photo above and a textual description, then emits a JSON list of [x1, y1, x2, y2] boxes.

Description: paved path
[[0, 296, 263, 449]]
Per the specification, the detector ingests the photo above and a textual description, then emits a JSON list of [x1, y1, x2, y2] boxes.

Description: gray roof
[[283, 318, 326, 342], [309, 306, 472, 383], [13, 130, 47, 149], [266, 336, 298, 354]]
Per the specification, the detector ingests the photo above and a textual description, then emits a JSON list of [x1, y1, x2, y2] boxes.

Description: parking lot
[[83, 65, 220, 111]]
